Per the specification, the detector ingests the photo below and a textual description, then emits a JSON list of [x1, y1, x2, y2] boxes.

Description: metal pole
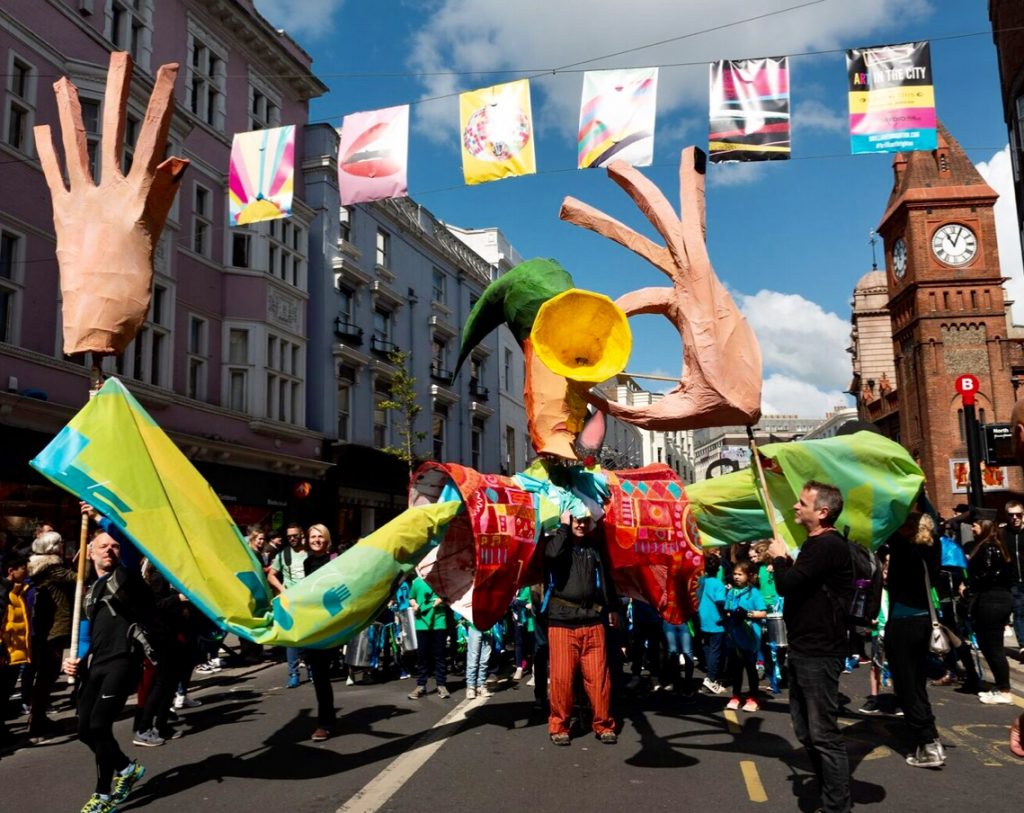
[[964, 402, 985, 509]]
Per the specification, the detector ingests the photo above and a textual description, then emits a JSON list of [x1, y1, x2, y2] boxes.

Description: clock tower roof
[[878, 122, 997, 231]]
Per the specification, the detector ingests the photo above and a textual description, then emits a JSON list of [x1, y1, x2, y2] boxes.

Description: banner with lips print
[[337, 104, 409, 205]]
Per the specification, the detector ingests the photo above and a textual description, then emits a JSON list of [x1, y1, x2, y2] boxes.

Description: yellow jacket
[[2, 583, 31, 666]]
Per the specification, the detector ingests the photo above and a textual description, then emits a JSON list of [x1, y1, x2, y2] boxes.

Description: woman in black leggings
[[967, 519, 1014, 705]]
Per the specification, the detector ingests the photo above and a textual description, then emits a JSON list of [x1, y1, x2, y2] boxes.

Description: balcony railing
[[469, 379, 489, 401], [431, 362, 454, 382], [333, 316, 363, 345], [370, 336, 399, 356]]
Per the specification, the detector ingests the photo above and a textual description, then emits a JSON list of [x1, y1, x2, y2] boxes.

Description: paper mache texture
[[34, 52, 188, 355], [560, 147, 762, 430]]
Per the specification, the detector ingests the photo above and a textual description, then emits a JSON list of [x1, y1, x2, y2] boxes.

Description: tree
[[379, 349, 427, 472]]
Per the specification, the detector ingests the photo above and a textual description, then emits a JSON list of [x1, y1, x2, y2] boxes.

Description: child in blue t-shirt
[[697, 554, 728, 694], [724, 560, 767, 712]]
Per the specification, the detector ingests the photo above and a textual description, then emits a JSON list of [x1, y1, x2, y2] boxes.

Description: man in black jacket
[[544, 512, 618, 746], [1001, 500, 1024, 660], [768, 480, 853, 813], [63, 530, 154, 813]]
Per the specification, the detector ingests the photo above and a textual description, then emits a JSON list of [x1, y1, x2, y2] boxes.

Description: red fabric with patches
[[413, 462, 540, 629], [604, 464, 704, 624]]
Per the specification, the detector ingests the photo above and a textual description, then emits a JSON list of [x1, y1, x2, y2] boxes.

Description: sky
[[254, 0, 1020, 418]]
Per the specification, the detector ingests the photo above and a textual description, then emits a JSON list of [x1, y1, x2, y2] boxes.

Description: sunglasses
[[1009, 513, 1023, 519], [287, 533, 303, 538]]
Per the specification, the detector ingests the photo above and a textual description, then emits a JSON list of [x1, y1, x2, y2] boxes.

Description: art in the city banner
[[228, 124, 295, 225], [708, 56, 790, 163], [460, 79, 536, 185], [338, 104, 410, 205], [577, 67, 658, 169], [846, 40, 937, 154]]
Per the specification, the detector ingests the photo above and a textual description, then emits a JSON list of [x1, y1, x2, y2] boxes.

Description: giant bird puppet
[[30, 54, 925, 647]]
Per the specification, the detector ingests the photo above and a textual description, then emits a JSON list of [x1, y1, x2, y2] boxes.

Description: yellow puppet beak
[[530, 288, 632, 383]]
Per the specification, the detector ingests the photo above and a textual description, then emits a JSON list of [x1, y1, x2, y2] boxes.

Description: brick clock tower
[[877, 124, 1022, 512]]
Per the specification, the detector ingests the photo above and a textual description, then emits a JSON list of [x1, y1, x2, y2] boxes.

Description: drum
[[345, 626, 374, 667], [397, 608, 418, 653], [766, 613, 788, 647]]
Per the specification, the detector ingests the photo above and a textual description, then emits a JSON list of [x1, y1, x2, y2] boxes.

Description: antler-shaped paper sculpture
[[560, 148, 762, 430], [34, 52, 188, 355]]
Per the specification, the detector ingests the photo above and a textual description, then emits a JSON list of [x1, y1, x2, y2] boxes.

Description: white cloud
[[761, 373, 850, 416], [792, 99, 846, 134], [975, 145, 1024, 323], [253, 0, 345, 40], [407, 0, 932, 143], [708, 161, 767, 187], [738, 289, 851, 391]]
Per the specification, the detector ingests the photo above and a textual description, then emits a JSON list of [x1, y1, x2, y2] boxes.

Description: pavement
[[1, 642, 1022, 813]]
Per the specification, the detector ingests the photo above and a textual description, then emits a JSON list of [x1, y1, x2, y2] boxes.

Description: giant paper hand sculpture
[[560, 148, 762, 430], [34, 52, 188, 355]]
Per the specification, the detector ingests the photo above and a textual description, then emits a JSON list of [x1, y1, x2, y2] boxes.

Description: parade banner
[[338, 104, 409, 205], [30, 377, 460, 648], [846, 41, 937, 155], [460, 79, 536, 185], [228, 125, 295, 225], [708, 56, 790, 163], [688, 431, 924, 550], [577, 67, 658, 169]]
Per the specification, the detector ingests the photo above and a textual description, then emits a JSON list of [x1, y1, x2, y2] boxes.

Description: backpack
[[842, 533, 884, 631]]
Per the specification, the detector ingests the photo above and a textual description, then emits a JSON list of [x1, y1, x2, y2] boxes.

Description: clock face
[[892, 238, 908, 279], [931, 223, 978, 266]]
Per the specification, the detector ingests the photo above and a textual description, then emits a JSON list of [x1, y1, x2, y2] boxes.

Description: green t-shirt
[[271, 546, 308, 589], [409, 577, 447, 631], [758, 564, 779, 608]]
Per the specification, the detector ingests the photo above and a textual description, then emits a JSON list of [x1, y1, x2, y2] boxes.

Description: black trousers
[[29, 634, 68, 729], [884, 615, 939, 746], [303, 648, 336, 728], [78, 657, 137, 794], [788, 654, 851, 813], [415, 628, 448, 688], [972, 589, 1013, 691]]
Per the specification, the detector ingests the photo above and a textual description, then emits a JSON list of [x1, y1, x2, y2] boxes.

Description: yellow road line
[[724, 709, 741, 734], [740, 760, 768, 803]]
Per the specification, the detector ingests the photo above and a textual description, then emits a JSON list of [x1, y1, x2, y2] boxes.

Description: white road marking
[[336, 695, 485, 813]]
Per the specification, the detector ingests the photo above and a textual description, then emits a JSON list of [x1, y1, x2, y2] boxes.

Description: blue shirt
[[698, 576, 727, 633], [724, 585, 766, 652]]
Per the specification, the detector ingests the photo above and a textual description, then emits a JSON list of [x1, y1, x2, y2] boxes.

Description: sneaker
[[513, 667, 524, 681], [726, 696, 741, 710], [437, 686, 451, 699], [906, 740, 945, 768], [858, 696, 881, 715], [742, 696, 760, 713], [466, 687, 477, 699], [526, 675, 536, 687], [476, 686, 493, 698], [485, 675, 499, 686], [399, 672, 411, 679], [311, 727, 331, 742], [110, 760, 145, 804], [894, 707, 905, 717], [80, 793, 117, 813], [661, 683, 675, 693], [194, 662, 218, 674], [286, 675, 301, 689], [132, 728, 165, 747], [550, 732, 571, 746], [703, 678, 726, 695], [346, 676, 355, 686], [979, 691, 1013, 705], [208, 657, 223, 670], [598, 730, 618, 744], [173, 693, 201, 709], [407, 686, 427, 700]]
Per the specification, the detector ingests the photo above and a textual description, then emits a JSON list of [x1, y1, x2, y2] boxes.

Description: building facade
[[848, 268, 900, 438], [990, 0, 1024, 261], [693, 415, 822, 482], [0, 0, 331, 542], [875, 123, 1024, 511]]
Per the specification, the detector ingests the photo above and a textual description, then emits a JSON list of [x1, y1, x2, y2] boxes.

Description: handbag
[[923, 561, 961, 655]]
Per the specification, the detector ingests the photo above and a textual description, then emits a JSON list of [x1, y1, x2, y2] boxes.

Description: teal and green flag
[[30, 377, 458, 647], [688, 431, 924, 549]]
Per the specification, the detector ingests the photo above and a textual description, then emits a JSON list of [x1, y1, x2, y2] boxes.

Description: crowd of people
[[2, 484, 1024, 813]]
